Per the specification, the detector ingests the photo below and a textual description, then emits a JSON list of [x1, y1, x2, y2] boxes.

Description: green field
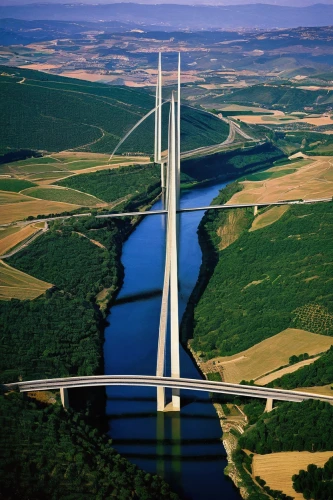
[[0, 65, 229, 156], [190, 195, 333, 358], [57, 163, 160, 203], [241, 169, 297, 182], [23, 186, 104, 206], [0, 178, 36, 192]]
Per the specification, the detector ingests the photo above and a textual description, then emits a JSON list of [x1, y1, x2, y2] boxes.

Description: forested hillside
[[57, 163, 160, 203], [0, 174, 178, 498], [191, 193, 333, 357], [0, 65, 229, 155], [239, 400, 333, 454], [0, 391, 178, 500], [219, 84, 333, 113], [0, 215, 130, 382], [181, 143, 286, 184]]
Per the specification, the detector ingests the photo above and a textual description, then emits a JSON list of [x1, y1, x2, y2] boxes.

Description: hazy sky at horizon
[[1, 0, 333, 5]]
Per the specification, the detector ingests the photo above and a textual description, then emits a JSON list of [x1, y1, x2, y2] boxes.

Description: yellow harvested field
[[294, 384, 333, 397], [252, 451, 333, 499], [0, 191, 32, 204], [19, 63, 61, 71], [0, 226, 21, 240], [220, 105, 280, 114], [233, 113, 332, 126], [256, 357, 320, 385], [227, 157, 333, 205], [201, 328, 333, 383], [0, 200, 81, 224], [71, 160, 150, 174], [0, 260, 52, 300], [60, 71, 120, 82], [250, 205, 289, 231], [234, 114, 298, 124], [0, 224, 39, 255]]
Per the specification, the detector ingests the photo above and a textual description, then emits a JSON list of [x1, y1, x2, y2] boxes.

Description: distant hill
[[0, 65, 229, 155], [1, 3, 333, 29], [214, 83, 333, 113]]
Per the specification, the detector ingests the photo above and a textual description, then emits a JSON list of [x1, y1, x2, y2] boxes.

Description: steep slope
[[0, 65, 229, 156]]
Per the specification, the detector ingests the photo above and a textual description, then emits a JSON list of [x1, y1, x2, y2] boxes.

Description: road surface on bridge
[[5, 375, 333, 404]]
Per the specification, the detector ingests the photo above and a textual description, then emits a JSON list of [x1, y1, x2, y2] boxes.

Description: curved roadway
[[4, 375, 333, 404]]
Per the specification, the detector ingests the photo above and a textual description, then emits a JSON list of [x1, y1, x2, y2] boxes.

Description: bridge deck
[[4, 375, 333, 404]]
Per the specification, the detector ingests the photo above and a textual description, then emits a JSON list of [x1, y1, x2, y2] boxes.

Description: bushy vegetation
[[181, 143, 286, 184], [0, 178, 36, 192], [239, 400, 333, 454], [292, 457, 333, 500], [255, 476, 293, 500], [191, 199, 333, 357], [57, 163, 160, 203], [232, 449, 268, 500], [180, 182, 249, 343], [1, 216, 131, 382], [271, 130, 333, 156], [0, 391, 178, 500], [9, 219, 126, 299], [268, 346, 333, 390]]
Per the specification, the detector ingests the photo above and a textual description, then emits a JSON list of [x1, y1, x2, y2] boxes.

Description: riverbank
[[180, 180, 257, 498], [187, 343, 248, 498]]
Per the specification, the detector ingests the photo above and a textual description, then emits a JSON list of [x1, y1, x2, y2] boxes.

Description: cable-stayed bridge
[[4, 53, 333, 413]]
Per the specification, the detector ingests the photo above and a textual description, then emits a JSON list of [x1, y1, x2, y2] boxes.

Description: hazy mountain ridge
[[1, 3, 333, 29]]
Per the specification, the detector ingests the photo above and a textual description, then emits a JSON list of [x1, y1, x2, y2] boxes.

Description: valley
[[1, 7, 333, 500]]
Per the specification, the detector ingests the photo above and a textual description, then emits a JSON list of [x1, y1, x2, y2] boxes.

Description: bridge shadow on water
[[103, 184, 242, 499]]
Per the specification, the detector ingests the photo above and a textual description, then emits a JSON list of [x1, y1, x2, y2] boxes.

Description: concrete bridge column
[[265, 398, 273, 412], [157, 386, 166, 412], [254, 205, 258, 216], [60, 387, 69, 409]]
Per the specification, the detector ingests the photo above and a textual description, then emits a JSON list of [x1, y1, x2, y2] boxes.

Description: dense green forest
[[292, 457, 333, 500], [0, 391, 178, 500], [57, 163, 160, 204], [191, 198, 333, 357], [218, 84, 332, 113], [268, 346, 333, 390], [239, 400, 333, 454], [0, 65, 228, 155], [1, 216, 132, 382], [0, 173, 180, 498], [181, 143, 286, 184], [180, 182, 252, 343]]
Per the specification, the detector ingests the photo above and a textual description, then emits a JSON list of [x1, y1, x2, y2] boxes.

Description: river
[[104, 181, 241, 499]]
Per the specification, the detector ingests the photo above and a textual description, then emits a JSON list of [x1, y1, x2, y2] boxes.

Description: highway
[[4, 375, 333, 404], [2, 197, 331, 229], [1, 197, 331, 232], [94, 197, 332, 219]]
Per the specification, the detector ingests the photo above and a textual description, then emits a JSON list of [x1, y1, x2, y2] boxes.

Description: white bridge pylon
[[156, 53, 181, 412]]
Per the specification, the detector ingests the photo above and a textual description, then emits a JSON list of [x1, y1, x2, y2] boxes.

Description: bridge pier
[[265, 398, 273, 412], [254, 205, 258, 216], [60, 387, 69, 409], [157, 386, 166, 412]]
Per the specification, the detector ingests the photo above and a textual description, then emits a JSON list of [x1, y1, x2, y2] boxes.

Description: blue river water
[[104, 181, 241, 499]]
